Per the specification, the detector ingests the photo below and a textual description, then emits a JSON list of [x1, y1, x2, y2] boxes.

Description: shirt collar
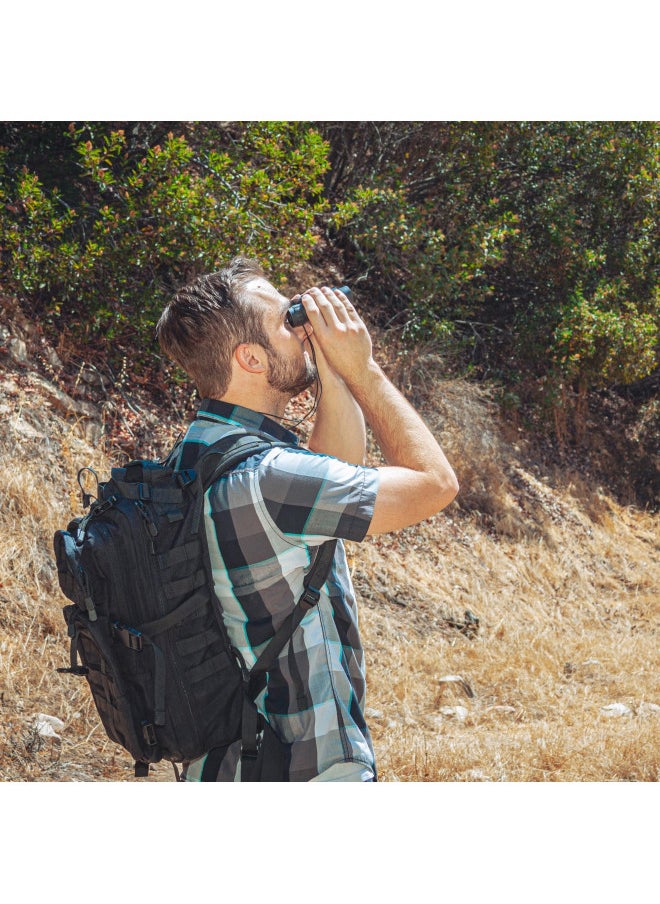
[[196, 398, 299, 445]]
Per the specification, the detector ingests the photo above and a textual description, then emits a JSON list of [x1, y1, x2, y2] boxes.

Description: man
[[155, 257, 458, 781]]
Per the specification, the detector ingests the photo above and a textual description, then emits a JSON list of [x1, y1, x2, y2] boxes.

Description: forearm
[[308, 374, 366, 465], [345, 361, 459, 533], [346, 361, 449, 473]]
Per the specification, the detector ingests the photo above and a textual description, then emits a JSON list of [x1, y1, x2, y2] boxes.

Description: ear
[[234, 342, 267, 375]]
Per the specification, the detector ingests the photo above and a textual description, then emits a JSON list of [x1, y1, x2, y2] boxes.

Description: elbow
[[436, 468, 459, 511]]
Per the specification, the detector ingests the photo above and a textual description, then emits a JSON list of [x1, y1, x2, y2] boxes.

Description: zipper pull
[[80, 567, 97, 621], [135, 500, 159, 552]]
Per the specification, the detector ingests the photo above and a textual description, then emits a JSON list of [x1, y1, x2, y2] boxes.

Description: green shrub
[[321, 121, 660, 428], [0, 122, 329, 354]]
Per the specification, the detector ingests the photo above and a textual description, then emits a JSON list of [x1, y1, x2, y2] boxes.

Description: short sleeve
[[257, 447, 379, 543]]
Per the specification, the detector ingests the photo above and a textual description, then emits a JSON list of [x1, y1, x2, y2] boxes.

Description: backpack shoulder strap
[[239, 538, 338, 779], [249, 539, 337, 683], [197, 429, 336, 681], [197, 433, 287, 491]]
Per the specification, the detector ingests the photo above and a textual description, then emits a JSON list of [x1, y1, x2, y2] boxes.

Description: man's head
[[156, 257, 316, 402]]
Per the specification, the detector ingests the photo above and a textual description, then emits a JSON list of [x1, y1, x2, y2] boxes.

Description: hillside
[[1, 295, 658, 782]]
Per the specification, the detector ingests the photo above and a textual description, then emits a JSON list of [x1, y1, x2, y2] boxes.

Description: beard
[[266, 345, 317, 398]]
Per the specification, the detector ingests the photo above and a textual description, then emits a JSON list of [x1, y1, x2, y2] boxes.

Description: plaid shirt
[[172, 399, 379, 781]]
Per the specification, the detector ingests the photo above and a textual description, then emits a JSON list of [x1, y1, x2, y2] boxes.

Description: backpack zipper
[[135, 499, 159, 553]]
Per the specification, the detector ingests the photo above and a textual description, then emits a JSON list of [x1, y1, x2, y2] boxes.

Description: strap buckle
[[112, 621, 144, 652], [142, 722, 158, 747], [300, 586, 321, 610], [94, 494, 118, 515], [176, 468, 196, 488]]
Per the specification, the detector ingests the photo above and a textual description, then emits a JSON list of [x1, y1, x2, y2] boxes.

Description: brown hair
[[155, 257, 270, 397]]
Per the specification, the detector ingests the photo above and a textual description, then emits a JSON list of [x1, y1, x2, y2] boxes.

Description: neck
[[220, 385, 289, 421]]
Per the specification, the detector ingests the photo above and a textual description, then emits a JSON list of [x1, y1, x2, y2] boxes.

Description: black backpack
[[53, 432, 336, 780]]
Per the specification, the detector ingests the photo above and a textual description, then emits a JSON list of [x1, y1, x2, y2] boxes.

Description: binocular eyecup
[[286, 286, 352, 327]]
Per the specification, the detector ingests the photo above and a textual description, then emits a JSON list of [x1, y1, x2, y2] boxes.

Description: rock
[[437, 674, 475, 698], [600, 703, 633, 717], [439, 705, 468, 721], [78, 400, 101, 419], [8, 337, 28, 364], [29, 375, 100, 421], [34, 713, 65, 740], [44, 346, 63, 369], [9, 415, 45, 440], [79, 364, 106, 387], [84, 421, 103, 444]]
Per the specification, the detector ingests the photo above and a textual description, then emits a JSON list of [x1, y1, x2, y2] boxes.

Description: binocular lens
[[286, 286, 351, 327]]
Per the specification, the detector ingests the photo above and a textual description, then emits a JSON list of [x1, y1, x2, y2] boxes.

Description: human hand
[[300, 287, 373, 385]]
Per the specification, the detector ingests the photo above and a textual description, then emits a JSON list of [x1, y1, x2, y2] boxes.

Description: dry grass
[[354, 365, 660, 782], [0, 356, 658, 782]]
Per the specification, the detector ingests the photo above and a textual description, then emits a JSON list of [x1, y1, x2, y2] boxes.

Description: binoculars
[[286, 286, 352, 327]]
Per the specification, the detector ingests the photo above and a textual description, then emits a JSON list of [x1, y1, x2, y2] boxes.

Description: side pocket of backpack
[[54, 528, 83, 605], [54, 528, 99, 622], [61, 606, 156, 764]]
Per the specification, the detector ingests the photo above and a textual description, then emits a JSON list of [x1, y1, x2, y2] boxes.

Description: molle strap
[[186, 651, 232, 684], [112, 482, 184, 505], [157, 539, 201, 571], [140, 588, 208, 636], [162, 569, 207, 600]]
